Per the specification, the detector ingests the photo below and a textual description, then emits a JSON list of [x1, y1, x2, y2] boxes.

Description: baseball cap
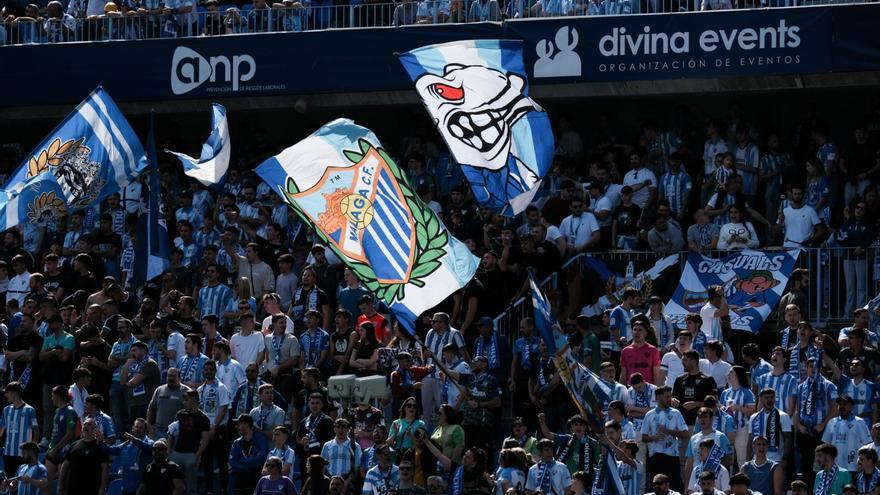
[[477, 316, 493, 327]]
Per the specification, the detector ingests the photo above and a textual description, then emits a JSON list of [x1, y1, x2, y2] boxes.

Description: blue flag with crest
[[133, 115, 172, 288], [0, 87, 146, 230], [166, 103, 231, 189], [256, 118, 479, 330], [399, 40, 554, 217]]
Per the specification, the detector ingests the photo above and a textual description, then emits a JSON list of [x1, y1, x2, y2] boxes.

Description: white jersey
[[821, 415, 872, 471], [196, 379, 231, 427]]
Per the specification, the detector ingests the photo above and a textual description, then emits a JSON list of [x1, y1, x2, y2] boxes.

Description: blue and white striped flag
[[665, 249, 800, 333], [256, 118, 479, 330], [133, 115, 171, 287], [530, 271, 610, 432], [166, 103, 231, 188], [0, 87, 146, 230], [592, 451, 625, 495], [399, 40, 554, 217]]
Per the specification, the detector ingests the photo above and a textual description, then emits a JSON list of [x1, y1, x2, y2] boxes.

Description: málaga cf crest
[[290, 146, 417, 285]]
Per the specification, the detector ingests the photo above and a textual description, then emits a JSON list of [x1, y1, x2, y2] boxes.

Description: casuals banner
[[665, 249, 800, 333]]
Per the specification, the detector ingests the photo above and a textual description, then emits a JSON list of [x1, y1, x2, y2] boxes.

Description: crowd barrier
[[0, 0, 869, 46], [492, 246, 875, 344]]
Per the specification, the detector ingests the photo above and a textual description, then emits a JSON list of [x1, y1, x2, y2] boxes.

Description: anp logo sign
[[170, 46, 256, 95]]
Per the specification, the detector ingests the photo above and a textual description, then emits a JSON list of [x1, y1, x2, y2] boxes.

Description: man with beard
[[2, 441, 48, 495], [290, 267, 330, 332], [138, 439, 185, 494], [59, 419, 110, 495]]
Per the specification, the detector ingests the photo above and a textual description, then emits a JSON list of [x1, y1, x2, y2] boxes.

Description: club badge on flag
[[166, 103, 231, 188], [0, 87, 146, 231], [399, 40, 554, 217], [256, 118, 479, 328], [665, 249, 800, 332]]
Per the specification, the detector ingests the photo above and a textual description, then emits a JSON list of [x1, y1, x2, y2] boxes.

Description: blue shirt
[[101, 436, 153, 493], [299, 329, 331, 368], [755, 372, 798, 413], [838, 377, 878, 418], [268, 445, 300, 490], [720, 387, 756, 429], [513, 336, 541, 373], [321, 438, 362, 477], [198, 283, 234, 323], [797, 375, 839, 427], [0, 403, 38, 457], [608, 305, 635, 352], [111, 336, 138, 382], [176, 353, 209, 384], [10, 462, 48, 495], [659, 171, 693, 214], [750, 359, 773, 383], [362, 464, 400, 495]]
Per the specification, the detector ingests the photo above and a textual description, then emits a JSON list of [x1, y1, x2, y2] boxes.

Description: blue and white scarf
[[537, 461, 552, 494], [452, 465, 465, 495], [692, 331, 707, 357], [815, 465, 839, 495], [291, 287, 318, 322], [789, 344, 820, 382], [858, 468, 880, 494], [475, 333, 499, 370], [272, 333, 286, 366], [751, 409, 781, 452], [780, 327, 795, 351], [801, 376, 820, 430], [129, 358, 146, 396], [9, 363, 31, 389], [180, 355, 201, 383]]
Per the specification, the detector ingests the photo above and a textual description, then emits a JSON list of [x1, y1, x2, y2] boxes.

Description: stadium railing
[[0, 0, 870, 46], [492, 245, 875, 345]]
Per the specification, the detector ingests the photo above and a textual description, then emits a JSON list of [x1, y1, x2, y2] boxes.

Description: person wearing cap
[[138, 438, 185, 494], [794, 357, 839, 479], [821, 394, 872, 473], [472, 316, 511, 385], [835, 356, 878, 424], [815, 443, 853, 495], [525, 438, 573, 495], [838, 327, 880, 383], [645, 296, 675, 351], [228, 413, 269, 493], [362, 444, 399, 495], [504, 417, 538, 459], [559, 194, 600, 258], [321, 418, 362, 487], [619, 314, 662, 385], [290, 266, 331, 332], [421, 315, 468, 426], [121, 340, 161, 430], [254, 455, 297, 495], [460, 353, 501, 454], [39, 310, 76, 437], [390, 351, 434, 413]]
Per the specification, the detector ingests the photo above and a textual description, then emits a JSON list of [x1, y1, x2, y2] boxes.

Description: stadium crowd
[[0, 0, 825, 45], [0, 103, 875, 495]]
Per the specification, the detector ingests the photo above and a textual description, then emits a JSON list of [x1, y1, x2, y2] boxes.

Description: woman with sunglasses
[[253, 456, 297, 495], [429, 404, 465, 465], [386, 398, 426, 453]]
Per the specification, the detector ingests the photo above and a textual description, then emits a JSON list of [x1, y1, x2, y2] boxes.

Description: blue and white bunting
[[665, 249, 801, 333], [0, 87, 146, 230], [256, 118, 479, 330], [166, 103, 231, 188], [399, 40, 554, 217]]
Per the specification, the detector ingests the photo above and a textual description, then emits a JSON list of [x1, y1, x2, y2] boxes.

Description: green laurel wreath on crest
[[282, 137, 448, 304]]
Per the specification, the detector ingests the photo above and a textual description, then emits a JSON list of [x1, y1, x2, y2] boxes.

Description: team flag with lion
[[0, 87, 146, 230], [256, 118, 479, 329]]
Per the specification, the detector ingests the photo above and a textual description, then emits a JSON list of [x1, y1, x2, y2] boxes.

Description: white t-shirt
[[623, 168, 658, 208], [748, 409, 793, 462], [821, 415, 872, 471], [781, 204, 821, 248], [591, 195, 614, 228], [166, 331, 187, 363], [197, 380, 231, 426], [559, 213, 600, 251], [442, 360, 471, 406], [688, 464, 729, 494], [699, 303, 724, 342], [230, 332, 266, 367], [661, 351, 685, 388], [216, 358, 247, 395], [525, 460, 572, 494], [699, 358, 732, 389]]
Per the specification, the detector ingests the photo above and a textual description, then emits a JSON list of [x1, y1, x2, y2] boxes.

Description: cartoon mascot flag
[[399, 40, 554, 217], [256, 119, 479, 330]]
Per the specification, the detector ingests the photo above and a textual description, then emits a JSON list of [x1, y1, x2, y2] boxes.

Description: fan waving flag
[[399, 40, 554, 217], [166, 103, 231, 188], [256, 118, 479, 330], [0, 87, 146, 230], [133, 114, 172, 288], [530, 271, 610, 433]]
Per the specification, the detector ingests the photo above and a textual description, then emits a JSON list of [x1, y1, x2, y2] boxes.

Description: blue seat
[[107, 479, 123, 495]]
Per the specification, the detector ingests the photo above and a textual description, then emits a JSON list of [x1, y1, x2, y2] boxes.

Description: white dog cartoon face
[[414, 64, 542, 171]]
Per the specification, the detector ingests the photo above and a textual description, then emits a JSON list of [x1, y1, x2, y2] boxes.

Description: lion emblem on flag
[[414, 64, 545, 214]]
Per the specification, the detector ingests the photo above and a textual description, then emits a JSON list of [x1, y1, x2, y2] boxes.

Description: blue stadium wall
[[2, 4, 880, 110]]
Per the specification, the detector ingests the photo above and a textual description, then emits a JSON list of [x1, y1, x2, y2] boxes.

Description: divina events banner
[[665, 249, 800, 333], [0, 5, 879, 106]]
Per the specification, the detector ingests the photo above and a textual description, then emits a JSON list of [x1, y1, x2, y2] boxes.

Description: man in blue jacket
[[228, 413, 268, 495]]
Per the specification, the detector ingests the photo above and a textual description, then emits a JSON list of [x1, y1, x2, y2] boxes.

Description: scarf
[[590, 451, 609, 495], [557, 435, 593, 476], [441, 358, 460, 404], [752, 409, 781, 452], [306, 413, 327, 447], [789, 344, 820, 382], [475, 333, 499, 370], [9, 362, 31, 389], [235, 380, 260, 419], [129, 358, 146, 396], [272, 333, 286, 366], [701, 443, 726, 475], [693, 331, 707, 357], [537, 460, 554, 495], [303, 330, 323, 367], [815, 465, 839, 495], [452, 465, 465, 495], [780, 327, 795, 351], [801, 376, 820, 429], [537, 357, 551, 394], [859, 468, 880, 494], [521, 337, 536, 371], [699, 224, 712, 249], [180, 355, 201, 382], [653, 317, 672, 349], [292, 287, 318, 322]]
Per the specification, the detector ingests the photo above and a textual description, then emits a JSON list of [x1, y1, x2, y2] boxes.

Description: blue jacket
[[101, 436, 153, 493], [229, 433, 269, 473]]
